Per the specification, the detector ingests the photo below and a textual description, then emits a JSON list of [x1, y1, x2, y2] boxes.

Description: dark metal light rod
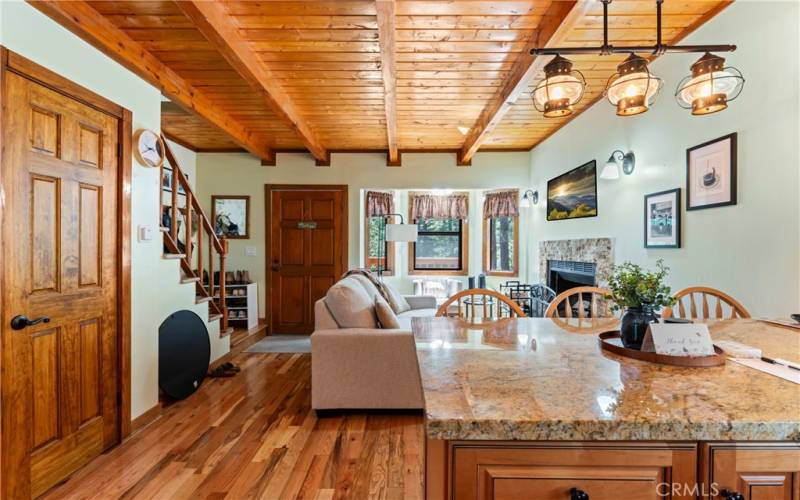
[[531, 44, 737, 56]]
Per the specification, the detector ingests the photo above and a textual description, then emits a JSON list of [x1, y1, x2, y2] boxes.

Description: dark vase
[[620, 306, 658, 350]]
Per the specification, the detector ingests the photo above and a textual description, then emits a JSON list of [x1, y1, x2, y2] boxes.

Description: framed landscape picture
[[686, 133, 737, 210], [546, 160, 598, 221], [212, 195, 250, 239], [644, 188, 681, 248]]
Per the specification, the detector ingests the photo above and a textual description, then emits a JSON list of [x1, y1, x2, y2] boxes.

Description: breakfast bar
[[413, 317, 800, 499]]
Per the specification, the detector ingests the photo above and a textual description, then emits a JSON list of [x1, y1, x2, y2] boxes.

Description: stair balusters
[[160, 135, 229, 332]]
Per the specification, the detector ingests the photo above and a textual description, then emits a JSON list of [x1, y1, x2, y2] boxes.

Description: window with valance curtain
[[409, 192, 469, 275], [365, 191, 395, 274], [483, 190, 519, 276]]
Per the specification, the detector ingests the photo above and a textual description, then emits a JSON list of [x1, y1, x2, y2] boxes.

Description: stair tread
[[163, 253, 185, 259], [208, 313, 223, 322], [181, 277, 200, 283], [220, 327, 234, 338], [195, 296, 212, 304]]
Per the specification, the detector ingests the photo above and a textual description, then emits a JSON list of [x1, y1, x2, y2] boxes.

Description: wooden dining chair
[[662, 286, 750, 320], [545, 286, 614, 319], [435, 289, 526, 320]]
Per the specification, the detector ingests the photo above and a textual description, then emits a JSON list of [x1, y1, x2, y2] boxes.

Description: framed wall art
[[212, 195, 250, 239], [546, 160, 598, 221], [686, 133, 737, 210], [644, 188, 681, 248]]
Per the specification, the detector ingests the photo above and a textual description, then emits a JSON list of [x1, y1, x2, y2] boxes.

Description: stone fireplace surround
[[538, 238, 614, 286]]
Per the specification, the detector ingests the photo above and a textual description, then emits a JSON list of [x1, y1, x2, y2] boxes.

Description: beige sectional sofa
[[311, 274, 436, 410]]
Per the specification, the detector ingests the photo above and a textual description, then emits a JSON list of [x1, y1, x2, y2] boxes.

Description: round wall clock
[[133, 129, 165, 168]]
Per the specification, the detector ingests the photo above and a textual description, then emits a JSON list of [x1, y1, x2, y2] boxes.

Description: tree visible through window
[[488, 217, 515, 273], [366, 216, 391, 273], [483, 213, 518, 276], [413, 219, 463, 271]]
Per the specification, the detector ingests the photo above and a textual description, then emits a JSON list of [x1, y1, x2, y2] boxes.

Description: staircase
[[159, 136, 231, 337]]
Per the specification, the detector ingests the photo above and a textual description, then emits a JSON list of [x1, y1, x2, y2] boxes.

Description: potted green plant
[[605, 260, 675, 350]]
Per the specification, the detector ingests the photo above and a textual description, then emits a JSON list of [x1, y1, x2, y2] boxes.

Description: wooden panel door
[[268, 186, 347, 334], [1, 72, 120, 498], [701, 443, 800, 500]]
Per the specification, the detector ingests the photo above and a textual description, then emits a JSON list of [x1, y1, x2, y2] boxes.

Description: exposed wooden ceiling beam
[[458, 0, 592, 165], [375, 0, 400, 166], [176, 0, 328, 163], [27, 0, 274, 163]]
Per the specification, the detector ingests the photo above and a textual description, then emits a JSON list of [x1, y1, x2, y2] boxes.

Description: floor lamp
[[378, 214, 418, 280]]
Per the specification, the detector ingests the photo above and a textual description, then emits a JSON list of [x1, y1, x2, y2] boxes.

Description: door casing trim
[[0, 46, 133, 497], [264, 184, 349, 335]]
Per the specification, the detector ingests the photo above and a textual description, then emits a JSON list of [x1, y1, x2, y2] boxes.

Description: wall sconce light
[[520, 189, 539, 208], [600, 150, 635, 179]]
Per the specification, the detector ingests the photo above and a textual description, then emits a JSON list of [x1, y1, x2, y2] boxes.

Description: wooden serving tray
[[598, 331, 726, 367]]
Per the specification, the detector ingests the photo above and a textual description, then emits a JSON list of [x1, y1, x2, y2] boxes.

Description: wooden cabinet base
[[426, 439, 800, 500]]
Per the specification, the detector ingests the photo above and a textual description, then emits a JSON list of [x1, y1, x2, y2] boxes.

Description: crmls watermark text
[[656, 482, 720, 497]]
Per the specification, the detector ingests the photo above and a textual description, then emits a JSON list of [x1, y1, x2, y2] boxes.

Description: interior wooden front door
[[1, 72, 121, 498], [268, 186, 347, 334]]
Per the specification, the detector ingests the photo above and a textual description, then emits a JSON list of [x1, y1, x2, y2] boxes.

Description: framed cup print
[[644, 188, 681, 248], [686, 132, 737, 210], [212, 195, 250, 239]]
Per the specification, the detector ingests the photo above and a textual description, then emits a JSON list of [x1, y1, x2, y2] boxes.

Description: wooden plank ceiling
[[39, 1, 730, 164]]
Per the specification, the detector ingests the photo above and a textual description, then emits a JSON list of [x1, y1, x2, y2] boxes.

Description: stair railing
[[159, 135, 228, 331]]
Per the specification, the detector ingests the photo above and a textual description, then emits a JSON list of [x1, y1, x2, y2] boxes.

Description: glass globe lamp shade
[[532, 55, 586, 118], [605, 54, 663, 116], [675, 53, 744, 115]]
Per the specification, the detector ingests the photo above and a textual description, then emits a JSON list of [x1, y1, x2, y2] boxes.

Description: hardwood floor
[[41, 352, 424, 499]]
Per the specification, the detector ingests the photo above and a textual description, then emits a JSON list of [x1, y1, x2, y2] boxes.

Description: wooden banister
[[160, 135, 229, 331]]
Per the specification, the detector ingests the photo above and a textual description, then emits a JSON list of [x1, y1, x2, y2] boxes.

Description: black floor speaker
[[159, 310, 210, 400]]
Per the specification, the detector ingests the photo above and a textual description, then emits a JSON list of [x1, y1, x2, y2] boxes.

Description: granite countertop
[[413, 317, 800, 442]]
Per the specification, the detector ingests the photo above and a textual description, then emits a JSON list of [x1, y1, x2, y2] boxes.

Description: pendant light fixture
[[532, 55, 586, 118], [675, 52, 745, 115], [528, 0, 743, 118], [605, 54, 663, 116]]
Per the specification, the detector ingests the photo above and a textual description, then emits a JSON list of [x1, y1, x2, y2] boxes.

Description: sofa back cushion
[[375, 296, 401, 329], [324, 277, 378, 328]]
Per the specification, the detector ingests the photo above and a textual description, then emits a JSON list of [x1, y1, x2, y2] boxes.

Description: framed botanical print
[[212, 195, 250, 239], [686, 132, 737, 210], [644, 188, 681, 248]]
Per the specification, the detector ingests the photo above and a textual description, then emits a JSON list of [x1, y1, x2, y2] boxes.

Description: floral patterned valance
[[483, 190, 519, 219], [366, 191, 394, 217], [411, 193, 469, 220]]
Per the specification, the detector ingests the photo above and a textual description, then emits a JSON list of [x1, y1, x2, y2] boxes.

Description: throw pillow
[[348, 273, 381, 301], [375, 296, 400, 329], [383, 281, 411, 314], [324, 277, 378, 328]]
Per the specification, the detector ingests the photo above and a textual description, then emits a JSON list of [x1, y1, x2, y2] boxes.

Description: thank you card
[[641, 323, 715, 356]]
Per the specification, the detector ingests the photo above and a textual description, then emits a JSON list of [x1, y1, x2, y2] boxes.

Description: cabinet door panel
[[451, 442, 697, 500], [701, 443, 800, 500]]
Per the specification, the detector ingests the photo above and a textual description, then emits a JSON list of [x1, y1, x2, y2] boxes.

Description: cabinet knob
[[721, 491, 744, 500], [570, 488, 589, 500]]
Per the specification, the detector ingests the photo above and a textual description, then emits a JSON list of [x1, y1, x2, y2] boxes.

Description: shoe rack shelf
[[221, 282, 258, 330]]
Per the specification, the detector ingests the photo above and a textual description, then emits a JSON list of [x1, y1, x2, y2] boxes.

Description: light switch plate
[[138, 225, 153, 242], [245, 246, 257, 257]]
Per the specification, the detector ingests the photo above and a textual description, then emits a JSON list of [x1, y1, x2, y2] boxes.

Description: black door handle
[[721, 491, 744, 500], [11, 315, 50, 330], [570, 488, 589, 500]]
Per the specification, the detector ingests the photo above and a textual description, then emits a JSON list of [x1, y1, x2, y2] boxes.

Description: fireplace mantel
[[538, 238, 614, 285]]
